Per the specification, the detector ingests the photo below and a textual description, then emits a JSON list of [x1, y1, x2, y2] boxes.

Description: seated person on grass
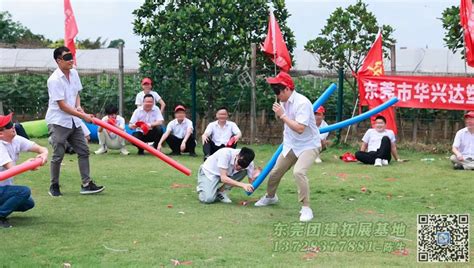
[[355, 115, 401, 167], [0, 113, 48, 228], [157, 105, 196, 156], [129, 94, 164, 155], [201, 106, 242, 160], [450, 111, 474, 170], [314, 106, 330, 164], [197, 147, 260, 204], [94, 104, 129, 155]]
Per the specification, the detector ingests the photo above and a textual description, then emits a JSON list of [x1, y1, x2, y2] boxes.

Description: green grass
[[1, 139, 472, 267]]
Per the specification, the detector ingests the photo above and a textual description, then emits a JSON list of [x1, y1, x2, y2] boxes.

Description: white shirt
[[45, 68, 83, 129], [317, 119, 329, 140], [281, 91, 321, 157], [167, 118, 193, 139], [204, 121, 241, 146], [0, 136, 35, 186], [101, 115, 126, 129], [130, 106, 164, 133], [201, 148, 254, 181], [135, 91, 161, 106], [362, 128, 396, 152], [453, 127, 474, 157]]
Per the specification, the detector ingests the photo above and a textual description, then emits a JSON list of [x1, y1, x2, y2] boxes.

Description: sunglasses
[[0, 121, 14, 131], [271, 84, 286, 95], [60, 53, 73, 61]]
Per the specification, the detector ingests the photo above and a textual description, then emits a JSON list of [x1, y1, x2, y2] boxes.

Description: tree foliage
[[0, 11, 51, 47], [440, 5, 464, 55]]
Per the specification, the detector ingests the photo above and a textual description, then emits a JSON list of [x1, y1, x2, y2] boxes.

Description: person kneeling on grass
[[450, 111, 474, 170], [355, 115, 401, 166], [157, 105, 197, 156], [197, 147, 259, 204], [95, 104, 129, 155], [0, 113, 48, 228]]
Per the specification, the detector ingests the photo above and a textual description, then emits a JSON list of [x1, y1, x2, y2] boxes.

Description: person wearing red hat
[[450, 111, 474, 170], [0, 113, 48, 228], [94, 104, 129, 156], [314, 106, 329, 163], [157, 105, 196, 156], [46, 46, 104, 197], [129, 94, 164, 155], [135, 77, 166, 115], [255, 71, 321, 222]]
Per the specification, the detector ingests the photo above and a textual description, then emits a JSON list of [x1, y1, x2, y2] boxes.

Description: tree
[[440, 6, 464, 55], [108, 39, 125, 48], [133, 0, 295, 119], [304, 1, 395, 98], [0, 11, 51, 47]]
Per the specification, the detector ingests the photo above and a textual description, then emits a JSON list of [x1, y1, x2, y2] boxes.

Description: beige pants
[[450, 155, 474, 170], [267, 148, 319, 206]]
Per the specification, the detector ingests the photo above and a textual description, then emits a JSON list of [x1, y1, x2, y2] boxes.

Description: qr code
[[417, 214, 469, 262]]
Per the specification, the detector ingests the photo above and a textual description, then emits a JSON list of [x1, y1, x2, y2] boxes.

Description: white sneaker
[[254, 194, 279, 207], [299, 206, 314, 222], [120, 148, 130, 155], [94, 147, 107, 155], [315, 157, 322, 164], [382, 159, 389, 166], [374, 158, 382, 167], [216, 191, 232, 203]]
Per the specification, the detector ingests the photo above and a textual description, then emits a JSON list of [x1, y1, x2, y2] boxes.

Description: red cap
[[174, 105, 186, 112], [141, 77, 152, 85], [465, 111, 474, 119], [266, 71, 295, 90], [0, 113, 13, 128], [315, 106, 325, 114]]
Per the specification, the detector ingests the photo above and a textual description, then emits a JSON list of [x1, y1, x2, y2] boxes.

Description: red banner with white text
[[358, 75, 474, 111]]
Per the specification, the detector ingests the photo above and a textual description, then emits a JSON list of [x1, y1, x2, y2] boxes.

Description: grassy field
[[0, 138, 472, 267]]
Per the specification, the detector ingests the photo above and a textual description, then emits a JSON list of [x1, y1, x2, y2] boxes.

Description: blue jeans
[[0, 185, 35, 218]]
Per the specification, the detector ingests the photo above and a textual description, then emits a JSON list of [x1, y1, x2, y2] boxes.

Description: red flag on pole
[[357, 31, 398, 135], [460, 0, 474, 67], [64, 0, 78, 64], [260, 10, 292, 72]]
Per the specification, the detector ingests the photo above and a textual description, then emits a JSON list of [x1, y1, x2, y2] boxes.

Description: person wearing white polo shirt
[[157, 105, 196, 156], [94, 104, 129, 155], [255, 71, 321, 222], [0, 113, 48, 228], [450, 111, 474, 170], [129, 93, 164, 155], [202, 106, 242, 160], [197, 147, 258, 204], [355, 115, 401, 166], [314, 106, 330, 164], [135, 77, 166, 115], [46, 46, 104, 197]]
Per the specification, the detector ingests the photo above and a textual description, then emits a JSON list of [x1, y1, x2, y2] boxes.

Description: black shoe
[[49, 183, 62, 197], [189, 152, 197, 157], [453, 163, 464, 170], [80, 181, 105, 195], [0, 217, 12, 228], [167, 151, 181, 156], [137, 150, 145, 155]]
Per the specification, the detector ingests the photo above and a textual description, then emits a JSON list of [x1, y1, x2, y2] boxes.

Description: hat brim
[[0, 113, 13, 128]]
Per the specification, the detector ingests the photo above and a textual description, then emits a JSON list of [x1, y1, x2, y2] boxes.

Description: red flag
[[261, 10, 292, 72], [460, 0, 474, 67], [357, 31, 398, 135], [64, 0, 78, 64]]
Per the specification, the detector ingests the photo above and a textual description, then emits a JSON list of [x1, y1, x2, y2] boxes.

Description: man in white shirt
[[157, 105, 196, 156], [135, 77, 166, 115], [197, 147, 258, 204], [314, 106, 329, 164], [202, 106, 242, 160], [450, 111, 474, 170], [46, 46, 104, 197], [94, 104, 129, 155], [355, 115, 401, 166], [0, 113, 48, 228], [255, 71, 321, 222], [129, 93, 164, 155]]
